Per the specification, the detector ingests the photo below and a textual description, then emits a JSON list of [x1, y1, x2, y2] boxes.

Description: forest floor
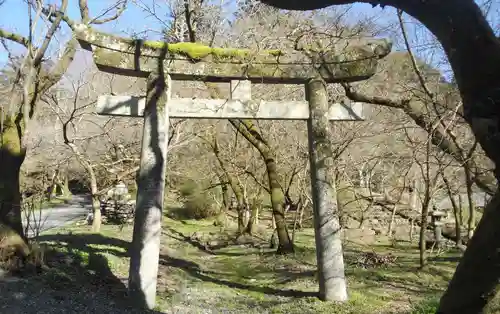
[[2, 203, 497, 314]]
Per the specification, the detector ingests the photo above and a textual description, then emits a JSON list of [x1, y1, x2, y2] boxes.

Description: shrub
[[176, 179, 218, 220], [183, 194, 218, 219], [178, 179, 198, 198]]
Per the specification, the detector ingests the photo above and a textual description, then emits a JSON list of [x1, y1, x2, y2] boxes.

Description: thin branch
[[90, 0, 128, 25], [32, 0, 68, 68], [79, 0, 90, 23], [397, 9, 434, 99], [0, 29, 30, 48], [184, 0, 197, 42]]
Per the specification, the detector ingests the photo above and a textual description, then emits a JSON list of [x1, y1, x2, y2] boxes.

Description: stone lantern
[[114, 181, 129, 202], [429, 209, 447, 248]]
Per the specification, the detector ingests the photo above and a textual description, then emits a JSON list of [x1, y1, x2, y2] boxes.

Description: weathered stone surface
[[307, 78, 348, 302], [128, 71, 170, 309], [97, 95, 364, 120], [74, 23, 391, 83]]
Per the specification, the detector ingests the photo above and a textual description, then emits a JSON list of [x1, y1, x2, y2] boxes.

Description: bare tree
[[43, 71, 141, 232], [0, 0, 128, 239]]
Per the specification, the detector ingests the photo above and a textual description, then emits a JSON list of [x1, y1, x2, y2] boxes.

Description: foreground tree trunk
[[439, 193, 500, 312], [259, 0, 500, 312], [0, 122, 25, 237]]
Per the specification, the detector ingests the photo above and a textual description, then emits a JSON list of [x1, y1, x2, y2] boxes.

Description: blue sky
[[0, 0, 498, 79]]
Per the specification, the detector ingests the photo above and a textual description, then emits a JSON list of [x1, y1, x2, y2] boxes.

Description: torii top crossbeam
[[74, 24, 391, 84]]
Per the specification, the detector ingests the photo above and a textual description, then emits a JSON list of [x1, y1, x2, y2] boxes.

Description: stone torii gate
[[75, 24, 391, 309]]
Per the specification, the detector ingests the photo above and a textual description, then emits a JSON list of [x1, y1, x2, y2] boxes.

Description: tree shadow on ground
[[159, 253, 318, 298], [162, 226, 271, 256], [428, 255, 462, 263], [162, 226, 216, 255], [164, 220, 458, 303], [0, 233, 162, 314]]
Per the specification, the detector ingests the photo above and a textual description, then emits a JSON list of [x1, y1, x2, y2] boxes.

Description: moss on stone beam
[[144, 41, 284, 61], [74, 23, 284, 62], [75, 23, 391, 83]]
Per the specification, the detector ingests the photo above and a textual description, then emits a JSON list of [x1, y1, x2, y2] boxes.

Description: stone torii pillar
[[127, 68, 171, 307], [74, 23, 391, 308], [307, 77, 347, 300]]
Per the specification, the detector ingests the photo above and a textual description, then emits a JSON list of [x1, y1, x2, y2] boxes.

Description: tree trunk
[[442, 174, 463, 246], [89, 170, 101, 233], [336, 172, 348, 228], [270, 213, 278, 248], [291, 201, 303, 243], [237, 204, 246, 234], [211, 141, 246, 234], [0, 122, 25, 238], [245, 203, 258, 235], [438, 193, 500, 313], [453, 205, 463, 247], [228, 116, 293, 254], [458, 194, 463, 227], [298, 200, 306, 229], [264, 155, 294, 254], [409, 219, 414, 242], [221, 182, 231, 213], [91, 194, 101, 233], [61, 171, 71, 197], [49, 170, 58, 200], [419, 196, 431, 269], [388, 203, 397, 236], [229, 180, 246, 234], [465, 170, 475, 239]]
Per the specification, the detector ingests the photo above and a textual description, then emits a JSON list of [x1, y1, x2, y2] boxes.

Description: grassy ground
[[14, 209, 475, 314], [40, 197, 71, 209], [22, 195, 73, 213]]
